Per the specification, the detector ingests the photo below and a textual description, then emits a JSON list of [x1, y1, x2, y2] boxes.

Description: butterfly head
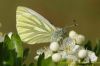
[[51, 28, 67, 42]]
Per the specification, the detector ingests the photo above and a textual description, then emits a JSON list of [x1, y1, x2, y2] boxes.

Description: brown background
[[0, 0, 100, 65]]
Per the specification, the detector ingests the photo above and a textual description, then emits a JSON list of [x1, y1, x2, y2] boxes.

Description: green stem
[[55, 62, 58, 66]]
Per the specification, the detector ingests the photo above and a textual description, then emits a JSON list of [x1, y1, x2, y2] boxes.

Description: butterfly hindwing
[[16, 6, 56, 44]]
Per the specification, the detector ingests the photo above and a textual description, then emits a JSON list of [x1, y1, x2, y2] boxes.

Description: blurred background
[[0, 0, 100, 65]]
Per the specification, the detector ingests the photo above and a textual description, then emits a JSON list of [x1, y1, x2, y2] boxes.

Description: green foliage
[[0, 33, 23, 66], [84, 40, 92, 51], [37, 53, 66, 66], [38, 54, 56, 66], [23, 48, 29, 61], [0, 33, 33, 66], [93, 40, 100, 57], [4, 33, 23, 58], [77, 63, 93, 66]]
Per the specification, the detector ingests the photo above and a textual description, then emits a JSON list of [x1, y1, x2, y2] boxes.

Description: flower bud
[[50, 42, 59, 51], [0, 32, 4, 42], [69, 30, 78, 40], [76, 34, 85, 45], [8, 32, 13, 39], [78, 49, 87, 59], [52, 53, 61, 62], [34, 56, 39, 60]]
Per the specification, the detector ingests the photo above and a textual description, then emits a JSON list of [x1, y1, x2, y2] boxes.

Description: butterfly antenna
[[73, 19, 78, 27], [63, 19, 78, 32]]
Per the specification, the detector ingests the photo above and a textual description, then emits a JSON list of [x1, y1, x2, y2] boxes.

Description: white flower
[[88, 51, 98, 63], [52, 53, 61, 62], [67, 55, 78, 62], [78, 49, 87, 59], [62, 37, 76, 54], [34, 56, 39, 60], [34, 49, 44, 60], [44, 48, 53, 59], [60, 51, 67, 60], [36, 48, 44, 55], [83, 56, 90, 63], [75, 34, 85, 45], [72, 45, 80, 53], [69, 30, 78, 40], [35, 47, 53, 60], [50, 42, 59, 51], [8, 32, 13, 39]]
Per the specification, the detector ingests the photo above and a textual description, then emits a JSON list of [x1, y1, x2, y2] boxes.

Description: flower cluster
[[34, 30, 98, 65]]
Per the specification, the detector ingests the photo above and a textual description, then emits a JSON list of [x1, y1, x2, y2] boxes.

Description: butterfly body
[[51, 28, 66, 42]]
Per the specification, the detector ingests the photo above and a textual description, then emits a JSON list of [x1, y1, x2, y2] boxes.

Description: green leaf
[[37, 53, 56, 66], [37, 53, 69, 66], [0, 42, 3, 65], [37, 53, 44, 66], [94, 40, 100, 57], [84, 40, 92, 51], [23, 64, 26, 66], [41, 57, 56, 66], [14, 58, 22, 66], [23, 48, 29, 61], [3, 33, 23, 66], [11, 33, 23, 58], [2, 49, 17, 66], [57, 61, 67, 66], [29, 63, 34, 66], [3, 36, 16, 66], [4, 35, 14, 50], [77, 63, 93, 66], [4, 33, 23, 58]]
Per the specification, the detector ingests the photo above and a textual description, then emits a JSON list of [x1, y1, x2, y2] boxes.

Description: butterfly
[[16, 6, 76, 44]]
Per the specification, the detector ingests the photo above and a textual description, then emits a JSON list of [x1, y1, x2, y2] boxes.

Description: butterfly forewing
[[16, 6, 56, 44]]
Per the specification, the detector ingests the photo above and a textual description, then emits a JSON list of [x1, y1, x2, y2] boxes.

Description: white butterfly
[[16, 6, 65, 44]]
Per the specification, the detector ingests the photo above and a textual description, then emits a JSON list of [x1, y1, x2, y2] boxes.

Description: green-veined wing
[[16, 6, 56, 44]]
